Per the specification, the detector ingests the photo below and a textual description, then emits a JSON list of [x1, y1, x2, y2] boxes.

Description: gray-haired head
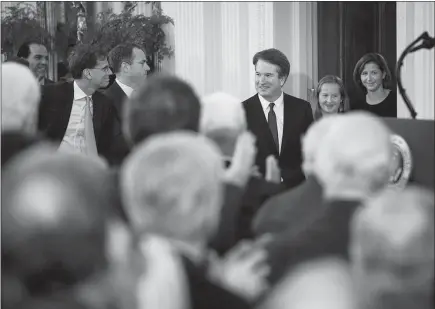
[[301, 114, 342, 177], [350, 186, 434, 308], [1, 62, 41, 134], [1, 145, 112, 301], [121, 131, 224, 244], [314, 111, 392, 201], [200, 92, 246, 158]]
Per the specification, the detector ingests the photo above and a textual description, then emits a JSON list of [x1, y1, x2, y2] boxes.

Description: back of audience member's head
[[260, 257, 356, 309], [314, 111, 392, 201], [200, 92, 246, 158], [123, 74, 201, 145], [1, 63, 41, 134], [301, 114, 341, 178], [350, 186, 434, 309], [6, 56, 30, 67], [1, 146, 113, 306], [121, 131, 224, 244]]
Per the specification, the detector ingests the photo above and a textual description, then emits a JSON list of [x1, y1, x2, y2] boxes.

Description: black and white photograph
[[1, 1, 434, 309]]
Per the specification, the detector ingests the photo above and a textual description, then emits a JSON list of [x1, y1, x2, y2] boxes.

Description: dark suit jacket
[[237, 175, 286, 241], [265, 199, 362, 285], [99, 81, 131, 166], [252, 176, 323, 236], [242, 93, 313, 189], [181, 255, 251, 309], [1, 132, 44, 167], [43, 78, 54, 85], [38, 81, 118, 162]]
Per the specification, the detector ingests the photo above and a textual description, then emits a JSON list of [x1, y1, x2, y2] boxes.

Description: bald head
[[301, 115, 341, 176], [2, 146, 111, 297], [1, 62, 41, 134], [314, 111, 392, 199], [121, 131, 224, 243]]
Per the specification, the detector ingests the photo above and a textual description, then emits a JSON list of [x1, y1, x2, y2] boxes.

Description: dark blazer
[[99, 81, 131, 166], [242, 93, 313, 189], [1, 131, 44, 167], [237, 175, 286, 241], [265, 199, 362, 285], [252, 176, 323, 236], [38, 81, 118, 162], [181, 255, 251, 309]]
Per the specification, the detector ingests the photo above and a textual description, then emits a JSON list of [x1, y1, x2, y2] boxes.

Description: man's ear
[[121, 62, 130, 74], [280, 76, 286, 87], [83, 68, 92, 80]]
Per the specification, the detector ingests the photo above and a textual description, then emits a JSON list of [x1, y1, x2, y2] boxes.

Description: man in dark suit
[[200, 92, 285, 243], [242, 48, 313, 189], [100, 43, 150, 166], [38, 43, 119, 163], [17, 41, 54, 85]]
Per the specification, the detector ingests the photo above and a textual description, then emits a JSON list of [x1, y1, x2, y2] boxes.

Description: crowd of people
[[1, 40, 433, 309]]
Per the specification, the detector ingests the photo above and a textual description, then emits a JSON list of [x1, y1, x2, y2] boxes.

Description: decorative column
[[397, 2, 434, 120], [45, 1, 57, 81]]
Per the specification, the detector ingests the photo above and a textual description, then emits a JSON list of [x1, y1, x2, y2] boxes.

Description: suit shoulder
[[283, 93, 311, 107], [242, 94, 258, 107]]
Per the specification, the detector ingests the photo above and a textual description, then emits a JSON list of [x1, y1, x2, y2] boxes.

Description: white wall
[[397, 2, 434, 120], [161, 2, 317, 101]]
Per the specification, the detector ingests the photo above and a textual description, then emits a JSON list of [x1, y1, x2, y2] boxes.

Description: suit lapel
[[250, 95, 279, 157], [281, 94, 291, 153], [107, 81, 126, 120], [59, 82, 75, 133]]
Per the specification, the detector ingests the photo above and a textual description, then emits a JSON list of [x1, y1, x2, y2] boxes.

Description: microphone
[[409, 32, 435, 53]]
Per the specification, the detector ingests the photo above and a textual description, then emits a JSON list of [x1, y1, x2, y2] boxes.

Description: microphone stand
[[395, 33, 427, 119], [396, 32, 435, 119]]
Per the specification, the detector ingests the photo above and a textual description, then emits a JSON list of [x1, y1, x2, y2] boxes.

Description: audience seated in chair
[[265, 111, 393, 285], [1, 63, 44, 166], [1, 146, 149, 309], [253, 115, 341, 236], [350, 186, 434, 309], [121, 132, 269, 308], [122, 75, 257, 254]]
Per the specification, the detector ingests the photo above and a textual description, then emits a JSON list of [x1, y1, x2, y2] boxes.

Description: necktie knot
[[269, 102, 275, 110]]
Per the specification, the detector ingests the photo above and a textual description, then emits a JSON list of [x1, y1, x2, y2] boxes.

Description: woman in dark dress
[[352, 53, 397, 117]]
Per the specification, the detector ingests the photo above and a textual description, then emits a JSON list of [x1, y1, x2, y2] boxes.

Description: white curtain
[[161, 2, 317, 101], [397, 2, 434, 120]]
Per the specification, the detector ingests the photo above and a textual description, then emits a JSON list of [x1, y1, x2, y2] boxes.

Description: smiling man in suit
[[38, 43, 118, 163], [242, 48, 314, 189], [100, 43, 150, 166]]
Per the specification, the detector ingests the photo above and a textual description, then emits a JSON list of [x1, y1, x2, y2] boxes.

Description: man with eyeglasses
[[17, 41, 54, 85], [100, 43, 151, 166], [38, 43, 119, 164]]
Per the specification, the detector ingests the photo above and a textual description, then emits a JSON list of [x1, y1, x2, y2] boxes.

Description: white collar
[[73, 81, 89, 101], [258, 92, 284, 111], [116, 79, 134, 97]]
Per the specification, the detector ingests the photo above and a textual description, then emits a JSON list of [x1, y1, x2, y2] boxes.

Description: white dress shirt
[[116, 79, 134, 98], [258, 92, 284, 154], [58, 81, 93, 154]]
